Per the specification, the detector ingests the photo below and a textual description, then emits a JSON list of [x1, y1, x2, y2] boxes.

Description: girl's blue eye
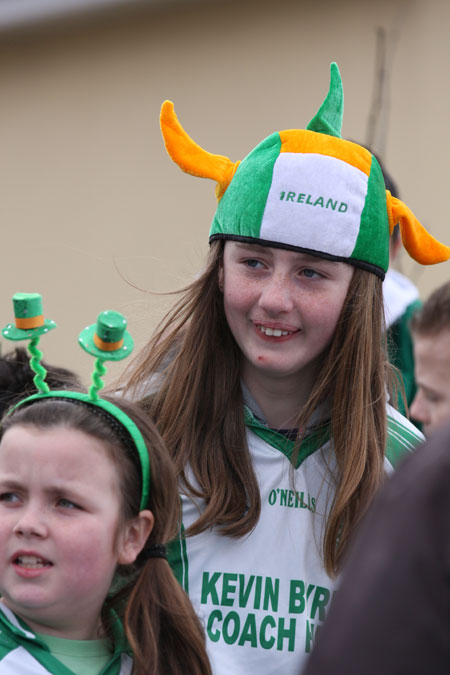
[[57, 498, 78, 509], [245, 259, 263, 269], [302, 268, 320, 279], [0, 493, 20, 504]]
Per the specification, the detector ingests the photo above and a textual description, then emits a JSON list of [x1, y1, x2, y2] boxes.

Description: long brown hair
[[295, 267, 388, 574], [0, 397, 212, 675], [122, 240, 390, 576]]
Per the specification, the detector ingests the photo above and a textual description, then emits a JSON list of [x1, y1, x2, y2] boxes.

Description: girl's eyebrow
[[0, 478, 23, 489], [0, 477, 85, 496], [303, 256, 340, 268], [234, 243, 270, 253]]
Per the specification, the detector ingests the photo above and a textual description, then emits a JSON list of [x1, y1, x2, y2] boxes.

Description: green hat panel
[[211, 132, 282, 240], [351, 156, 390, 271]]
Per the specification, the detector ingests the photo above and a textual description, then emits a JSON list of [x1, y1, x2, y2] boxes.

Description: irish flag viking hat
[[160, 63, 450, 279]]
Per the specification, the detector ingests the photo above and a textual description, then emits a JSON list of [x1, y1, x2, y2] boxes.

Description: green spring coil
[[28, 337, 50, 394], [89, 358, 107, 401]]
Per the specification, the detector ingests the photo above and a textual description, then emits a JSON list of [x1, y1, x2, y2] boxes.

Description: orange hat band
[[93, 334, 124, 352], [15, 315, 44, 329]]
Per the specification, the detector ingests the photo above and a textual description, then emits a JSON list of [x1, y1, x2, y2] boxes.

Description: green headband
[[2, 294, 150, 511], [160, 62, 450, 277]]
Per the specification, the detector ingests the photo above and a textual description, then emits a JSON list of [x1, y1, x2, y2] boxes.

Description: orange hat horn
[[386, 191, 450, 265], [160, 100, 240, 200]]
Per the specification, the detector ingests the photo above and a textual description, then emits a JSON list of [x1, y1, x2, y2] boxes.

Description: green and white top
[[168, 403, 423, 675], [384, 267, 421, 417], [0, 604, 132, 675]]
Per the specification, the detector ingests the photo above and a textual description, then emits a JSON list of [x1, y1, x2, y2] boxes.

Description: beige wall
[[1, 0, 449, 383]]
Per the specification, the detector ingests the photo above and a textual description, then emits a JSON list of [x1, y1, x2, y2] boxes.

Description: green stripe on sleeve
[[385, 414, 424, 468], [167, 518, 189, 593]]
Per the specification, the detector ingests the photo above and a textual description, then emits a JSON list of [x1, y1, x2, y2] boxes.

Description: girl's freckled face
[[220, 242, 354, 387]]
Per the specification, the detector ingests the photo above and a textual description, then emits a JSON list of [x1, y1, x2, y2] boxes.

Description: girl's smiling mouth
[[254, 322, 300, 338]]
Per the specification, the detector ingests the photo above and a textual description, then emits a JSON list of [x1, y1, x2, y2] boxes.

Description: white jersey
[[169, 404, 423, 675], [383, 267, 419, 330]]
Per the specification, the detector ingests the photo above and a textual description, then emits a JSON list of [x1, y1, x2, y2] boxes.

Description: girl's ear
[[116, 510, 154, 565]]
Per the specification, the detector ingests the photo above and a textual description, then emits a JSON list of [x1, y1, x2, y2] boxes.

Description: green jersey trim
[[385, 414, 423, 468], [245, 407, 422, 470], [210, 132, 282, 240], [244, 407, 330, 468], [0, 633, 19, 658], [167, 519, 189, 593], [0, 604, 130, 675], [11, 642, 81, 675], [388, 298, 422, 418]]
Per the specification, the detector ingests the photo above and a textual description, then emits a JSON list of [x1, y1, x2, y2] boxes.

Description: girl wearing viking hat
[[122, 64, 450, 674]]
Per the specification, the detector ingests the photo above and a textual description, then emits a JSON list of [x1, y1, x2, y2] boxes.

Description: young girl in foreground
[[0, 392, 211, 673], [123, 64, 449, 674]]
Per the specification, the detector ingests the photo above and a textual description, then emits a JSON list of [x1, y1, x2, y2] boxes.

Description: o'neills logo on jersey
[[280, 191, 348, 212], [268, 488, 316, 513]]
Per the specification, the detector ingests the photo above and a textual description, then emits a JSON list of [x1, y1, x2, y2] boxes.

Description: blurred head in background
[[410, 281, 450, 435]]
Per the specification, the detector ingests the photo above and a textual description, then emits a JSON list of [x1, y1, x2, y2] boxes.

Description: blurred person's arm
[[302, 426, 450, 675]]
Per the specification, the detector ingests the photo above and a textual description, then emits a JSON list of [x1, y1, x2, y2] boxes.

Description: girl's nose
[[258, 274, 295, 315], [13, 506, 48, 538], [410, 390, 428, 427]]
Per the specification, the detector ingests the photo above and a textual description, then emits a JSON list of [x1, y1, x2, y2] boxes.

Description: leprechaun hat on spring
[[79, 310, 133, 362], [160, 62, 450, 279], [2, 293, 56, 394], [2, 292, 56, 341]]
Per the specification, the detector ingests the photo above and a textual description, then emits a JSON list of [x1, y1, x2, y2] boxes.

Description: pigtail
[[124, 558, 212, 675], [96, 398, 212, 674]]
